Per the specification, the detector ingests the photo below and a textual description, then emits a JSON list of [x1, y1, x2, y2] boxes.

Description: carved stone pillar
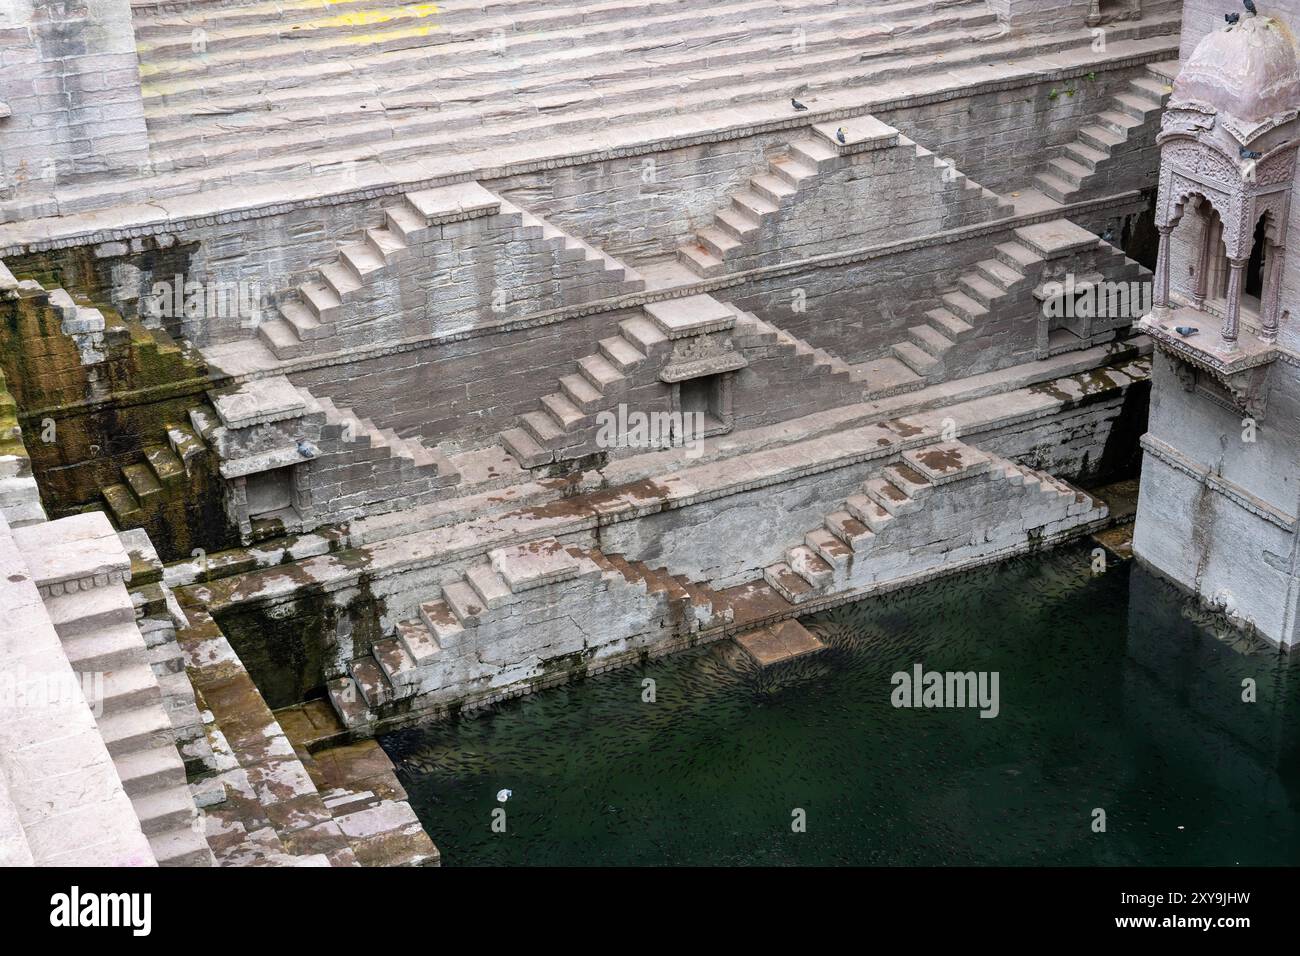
[[1152, 224, 1174, 319], [1262, 243, 1282, 342], [1193, 205, 1214, 308], [1223, 256, 1247, 347]]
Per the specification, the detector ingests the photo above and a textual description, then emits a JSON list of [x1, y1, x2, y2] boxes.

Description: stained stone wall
[[0, 0, 150, 203]]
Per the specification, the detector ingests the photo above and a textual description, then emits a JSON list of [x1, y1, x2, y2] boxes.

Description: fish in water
[[496, 788, 513, 803]]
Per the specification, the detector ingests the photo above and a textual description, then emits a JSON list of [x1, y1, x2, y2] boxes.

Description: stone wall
[[0, 0, 150, 207]]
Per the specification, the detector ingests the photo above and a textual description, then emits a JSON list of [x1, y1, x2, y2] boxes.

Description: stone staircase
[[175, 601, 437, 865], [102, 418, 209, 528], [257, 182, 641, 360], [763, 440, 1108, 604], [312, 392, 458, 485], [1031, 68, 1172, 203], [135, 0, 1004, 174], [499, 295, 862, 470], [678, 123, 1010, 277], [23, 513, 215, 866], [329, 540, 730, 728]]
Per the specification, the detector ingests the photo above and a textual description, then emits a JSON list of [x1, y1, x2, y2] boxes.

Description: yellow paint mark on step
[[304, 3, 440, 30]]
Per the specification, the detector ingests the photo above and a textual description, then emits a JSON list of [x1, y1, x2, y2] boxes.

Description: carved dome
[[1173, 15, 1300, 122]]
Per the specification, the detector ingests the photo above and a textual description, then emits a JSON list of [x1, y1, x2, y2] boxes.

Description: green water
[[381, 544, 1300, 866]]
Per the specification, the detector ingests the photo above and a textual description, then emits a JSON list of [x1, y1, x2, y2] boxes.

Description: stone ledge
[[11, 511, 132, 596], [1139, 434, 1296, 530], [813, 117, 899, 153]]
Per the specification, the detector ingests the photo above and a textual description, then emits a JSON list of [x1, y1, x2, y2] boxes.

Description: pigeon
[[496, 788, 512, 803], [1240, 146, 1262, 159], [296, 439, 319, 458], [791, 97, 808, 111], [836, 127, 847, 144], [1175, 325, 1199, 337], [1226, 12, 1240, 24], [1244, 0, 1257, 15]]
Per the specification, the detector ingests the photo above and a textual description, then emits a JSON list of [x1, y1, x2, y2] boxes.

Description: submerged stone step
[[734, 618, 826, 667]]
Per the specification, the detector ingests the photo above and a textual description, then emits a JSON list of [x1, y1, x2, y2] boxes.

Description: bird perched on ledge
[[836, 127, 847, 144], [1226, 12, 1240, 24], [1244, 0, 1257, 15], [1175, 326, 1199, 337], [791, 97, 808, 111], [1240, 146, 1262, 160]]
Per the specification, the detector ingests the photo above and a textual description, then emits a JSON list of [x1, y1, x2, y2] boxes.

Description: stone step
[[804, 527, 854, 569], [762, 562, 821, 604], [99, 663, 165, 717], [1032, 170, 1074, 203], [349, 657, 393, 709], [923, 307, 974, 338], [734, 618, 826, 667], [1049, 155, 1093, 187], [103, 483, 142, 523], [142, 1, 983, 130], [559, 373, 604, 412], [1077, 123, 1125, 153], [824, 510, 874, 550], [61, 619, 143, 671], [617, 317, 669, 356], [328, 676, 372, 729], [443, 580, 489, 626], [577, 354, 626, 392], [106, 18, 1175, 198], [786, 544, 835, 588], [598, 335, 646, 372], [907, 324, 954, 357], [847, 494, 896, 533], [994, 241, 1044, 271], [500, 427, 553, 469], [98, 705, 176, 758], [139, 0, 878, 86], [521, 409, 564, 445], [150, 824, 215, 867], [143, 445, 186, 483], [882, 461, 934, 499], [1061, 140, 1109, 170], [677, 243, 725, 277], [972, 258, 1023, 290], [958, 272, 1005, 308], [891, 341, 939, 375], [1096, 109, 1142, 136], [394, 619, 442, 666], [466, 565, 513, 609], [1129, 74, 1172, 100], [132, 784, 198, 837], [1113, 91, 1159, 119], [46, 583, 137, 637], [941, 289, 990, 322], [902, 441, 991, 485], [541, 392, 585, 431], [715, 206, 761, 241], [863, 476, 921, 515], [372, 638, 419, 695], [114, 743, 188, 798]]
